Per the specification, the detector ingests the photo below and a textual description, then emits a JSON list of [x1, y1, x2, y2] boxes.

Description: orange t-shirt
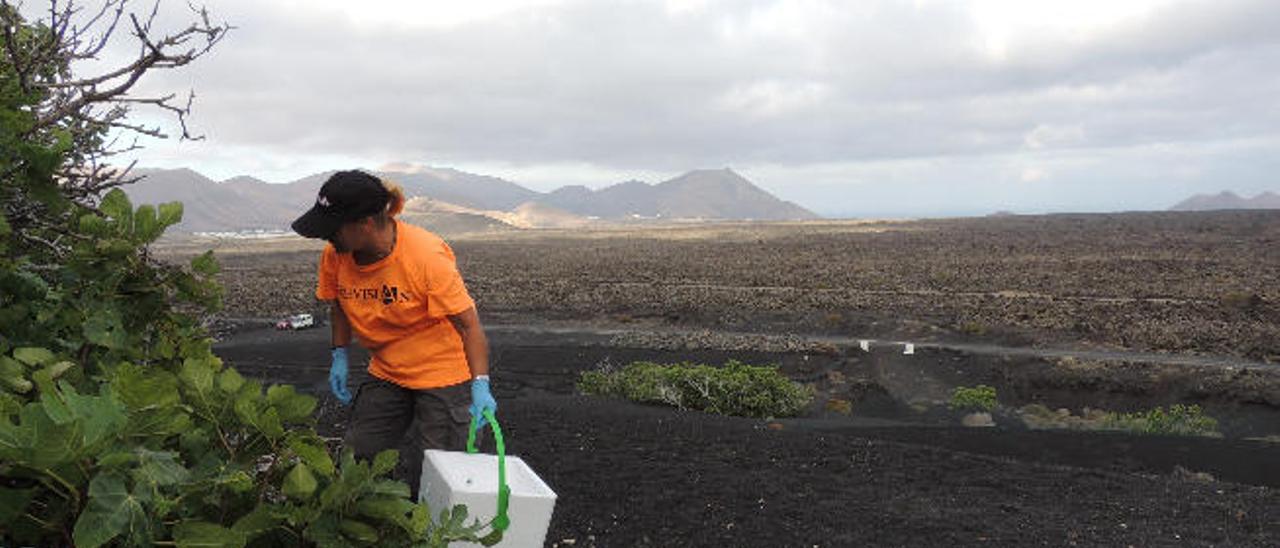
[[316, 220, 475, 389]]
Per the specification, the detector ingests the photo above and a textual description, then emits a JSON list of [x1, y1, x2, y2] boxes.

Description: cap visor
[[290, 205, 341, 239]]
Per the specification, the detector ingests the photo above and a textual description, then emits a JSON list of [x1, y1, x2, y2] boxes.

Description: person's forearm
[[462, 327, 490, 378], [330, 302, 352, 347], [448, 308, 490, 378]]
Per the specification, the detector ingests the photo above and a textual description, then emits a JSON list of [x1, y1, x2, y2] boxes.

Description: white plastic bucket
[[418, 412, 557, 548]]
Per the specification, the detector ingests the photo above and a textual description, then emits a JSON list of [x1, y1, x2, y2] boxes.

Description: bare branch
[[105, 118, 167, 139], [34, 57, 147, 88], [67, 1, 128, 59], [117, 89, 202, 140], [3, 0, 228, 251], [18, 228, 69, 258], [17, 0, 228, 138], [78, 0, 120, 37]]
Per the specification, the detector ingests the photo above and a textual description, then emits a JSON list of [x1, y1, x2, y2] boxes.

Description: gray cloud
[[49, 0, 1280, 215]]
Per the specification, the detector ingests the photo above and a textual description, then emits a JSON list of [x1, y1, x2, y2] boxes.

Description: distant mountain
[[535, 168, 818, 220], [122, 165, 818, 234], [378, 163, 540, 211], [1170, 191, 1280, 211], [125, 168, 307, 233]]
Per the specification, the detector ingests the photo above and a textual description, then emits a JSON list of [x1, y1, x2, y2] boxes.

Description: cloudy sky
[[32, 0, 1280, 217]]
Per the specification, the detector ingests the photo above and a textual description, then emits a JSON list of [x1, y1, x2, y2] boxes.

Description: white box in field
[[419, 449, 557, 548]]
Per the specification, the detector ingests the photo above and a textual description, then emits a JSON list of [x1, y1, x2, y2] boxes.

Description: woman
[[290, 170, 496, 497]]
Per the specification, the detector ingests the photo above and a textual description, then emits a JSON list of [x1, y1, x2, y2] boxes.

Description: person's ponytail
[[382, 178, 405, 218]]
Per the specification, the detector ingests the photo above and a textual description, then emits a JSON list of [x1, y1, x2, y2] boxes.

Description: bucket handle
[[466, 409, 510, 533]]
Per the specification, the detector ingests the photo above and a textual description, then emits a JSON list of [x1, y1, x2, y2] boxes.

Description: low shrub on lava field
[[577, 360, 813, 418], [948, 385, 998, 412], [1102, 404, 1220, 437]]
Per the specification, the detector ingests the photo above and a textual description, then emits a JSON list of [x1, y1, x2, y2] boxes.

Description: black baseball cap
[[291, 170, 390, 240]]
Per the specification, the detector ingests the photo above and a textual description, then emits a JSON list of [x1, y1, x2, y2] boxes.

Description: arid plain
[[181, 210, 1280, 546]]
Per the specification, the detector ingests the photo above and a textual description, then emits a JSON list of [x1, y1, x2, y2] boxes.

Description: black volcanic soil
[[498, 395, 1277, 548], [216, 327, 1280, 547]]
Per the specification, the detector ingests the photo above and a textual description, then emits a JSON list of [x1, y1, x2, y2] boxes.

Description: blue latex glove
[[329, 346, 352, 405], [470, 377, 497, 430]]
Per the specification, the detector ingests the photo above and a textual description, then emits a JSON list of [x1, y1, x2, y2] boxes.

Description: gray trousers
[[344, 376, 472, 498]]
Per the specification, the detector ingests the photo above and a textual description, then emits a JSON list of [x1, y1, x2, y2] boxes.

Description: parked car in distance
[[275, 313, 315, 330]]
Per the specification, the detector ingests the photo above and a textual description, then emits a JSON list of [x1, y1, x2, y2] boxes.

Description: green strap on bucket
[[466, 409, 510, 532]]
